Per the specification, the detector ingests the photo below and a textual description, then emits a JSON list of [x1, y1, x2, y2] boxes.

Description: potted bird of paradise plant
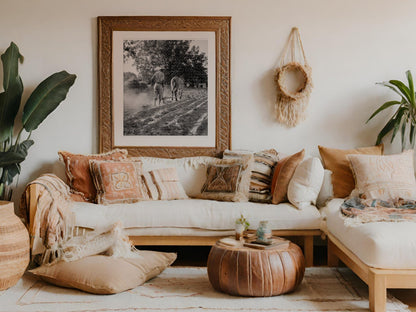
[[0, 42, 76, 201]]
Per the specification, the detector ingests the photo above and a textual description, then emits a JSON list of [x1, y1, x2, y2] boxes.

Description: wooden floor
[[140, 245, 416, 310]]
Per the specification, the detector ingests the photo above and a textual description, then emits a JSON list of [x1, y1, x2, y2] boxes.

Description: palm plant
[[367, 70, 416, 151], [0, 42, 76, 200]]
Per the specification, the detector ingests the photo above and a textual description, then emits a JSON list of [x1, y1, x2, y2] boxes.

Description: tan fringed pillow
[[199, 155, 253, 202], [140, 168, 188, 200], [271, 149, 305, 204], [318, 145, 383, 198], [58, 149, 128, 202], [348, 150, 416, 200], [29, 251, 177, 294], [89, 159, 149, 204]]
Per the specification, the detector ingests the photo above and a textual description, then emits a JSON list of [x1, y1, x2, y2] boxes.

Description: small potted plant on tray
[[235, 214, 250, 240]]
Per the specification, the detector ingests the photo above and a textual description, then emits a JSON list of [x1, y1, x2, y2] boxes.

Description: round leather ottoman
[[207, 239, 305, 297]]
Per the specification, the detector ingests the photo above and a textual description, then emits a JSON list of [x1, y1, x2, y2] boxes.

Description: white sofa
[[25, 156, 324, 267]]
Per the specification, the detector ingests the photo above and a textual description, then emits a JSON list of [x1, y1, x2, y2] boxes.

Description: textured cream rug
[[0, 267, 409, 312]]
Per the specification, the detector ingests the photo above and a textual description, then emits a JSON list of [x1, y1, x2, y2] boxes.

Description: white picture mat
[[113, 31, 216, 147]]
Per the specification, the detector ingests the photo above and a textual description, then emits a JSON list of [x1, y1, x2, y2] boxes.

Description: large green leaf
[[0, 139, 34, 167], [366, 100, 401, 123], [376, 116, 396, 145], [390, 108, 406, 143], [0, 43, 24, 143], [410, 123, 416, 148], [389, 79, 412, 104], [406, 70, 415, 108], [0, 163, 20, 184], [22, 71, 76, 132], [401, 119, 407, 151], [1, 42, 23, 91]]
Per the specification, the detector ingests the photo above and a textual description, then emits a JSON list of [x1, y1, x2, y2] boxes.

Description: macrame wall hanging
[[274, 27, 313, 127]]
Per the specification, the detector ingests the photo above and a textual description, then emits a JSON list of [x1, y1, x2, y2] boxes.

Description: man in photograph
[[151, 66, 165, 106]]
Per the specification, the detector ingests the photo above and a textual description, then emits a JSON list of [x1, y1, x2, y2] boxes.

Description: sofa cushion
[[318, 145, 383, 198], [58, 149, 128, 202], [137, 156, 218, 197], [148, 168, 188, 200], [271, 149, 305, 204], [347, 150, 416, 200], [287, 157, 324, 209], [89, 159, 149, 204], [71, 199, 322, 232], [199, 156, 253, 202], [323, 198, 416, 269]]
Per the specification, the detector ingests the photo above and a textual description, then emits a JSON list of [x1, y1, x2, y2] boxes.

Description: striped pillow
[[142, 168, 188, 200], [223, 149, 279, 203]]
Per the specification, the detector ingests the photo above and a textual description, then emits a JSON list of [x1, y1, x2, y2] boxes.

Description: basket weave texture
[[0, 201, 29, 290]]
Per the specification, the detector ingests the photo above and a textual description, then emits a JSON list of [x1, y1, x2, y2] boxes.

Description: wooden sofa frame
[[26, 184, 320, 267], [327, 232, 416, 312]]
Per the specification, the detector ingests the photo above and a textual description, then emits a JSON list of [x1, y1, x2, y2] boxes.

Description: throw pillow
[[287, 157, 324, 209], [271, 149, 305, 204], [89, 159, 149, 205], [347, 150, 416, 200], [29, 251, 177, 294], [316, 169, 334, 208], [58, 149, 128, 202], [142, 168, 188, 200], [223, 149, 279, 203], [199, 155, 254, 202], [318, 144, 383, 198]]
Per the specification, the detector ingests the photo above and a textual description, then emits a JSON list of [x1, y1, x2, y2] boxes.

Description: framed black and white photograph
[[98, 16, 231, 158]]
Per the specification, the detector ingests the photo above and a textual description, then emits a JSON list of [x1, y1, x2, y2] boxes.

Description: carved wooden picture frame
[[98, 16, 231, 158]]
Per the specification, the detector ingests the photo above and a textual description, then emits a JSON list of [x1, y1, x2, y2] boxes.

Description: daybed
[[22, 154, 324, 267], [323, 198, 416, 312]]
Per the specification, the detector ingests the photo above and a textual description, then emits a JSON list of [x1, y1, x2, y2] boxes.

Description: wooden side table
[[207, 238, 305, 297]]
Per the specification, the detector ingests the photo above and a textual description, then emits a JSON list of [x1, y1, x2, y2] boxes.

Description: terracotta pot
[[0, 201, 29, 290]]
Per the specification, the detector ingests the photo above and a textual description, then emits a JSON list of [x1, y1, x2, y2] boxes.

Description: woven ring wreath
[[275, 62, 311, 101]]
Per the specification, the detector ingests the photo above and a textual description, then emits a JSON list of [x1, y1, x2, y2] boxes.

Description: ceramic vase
[[0, 201, 30, 290]]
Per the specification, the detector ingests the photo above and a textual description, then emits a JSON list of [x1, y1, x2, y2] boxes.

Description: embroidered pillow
[[223, 149, 279, 203], [89, 159, 149, 204], [348, 150, 416, 200], [58, 149, 128, 202], [199, 156, 253, 202], [141, 168, 188, 200], [318, 145, 383, 198], [271, 149, 305, 204]]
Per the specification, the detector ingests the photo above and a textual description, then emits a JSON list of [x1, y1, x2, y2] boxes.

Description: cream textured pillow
[[199, 155, 254, 202], [316, 169, 334, 208], [141, 168, 188, 200], [348, 150, 416, 200], [287, 157, 324, 209], [29, 251, 177, 294]]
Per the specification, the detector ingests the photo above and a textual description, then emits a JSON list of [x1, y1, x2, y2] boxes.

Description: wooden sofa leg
[[304, 236, 313, 267], [368, 270, 386, 312], [327, 239, 340, 267]]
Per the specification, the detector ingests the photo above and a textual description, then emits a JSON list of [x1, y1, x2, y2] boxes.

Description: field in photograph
[[123, 87, 208, 136]]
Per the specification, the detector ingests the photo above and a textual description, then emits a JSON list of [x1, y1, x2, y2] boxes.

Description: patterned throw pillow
[[141, 168, 188, 200], [318, 145, 384, 198], [89, 160, 149, 205], [58, 149, 128, 202], [223, 149, 279, 203], [271, 149, 305, 204], [347, 150, 416, 200], [199, 156, 253, 202]]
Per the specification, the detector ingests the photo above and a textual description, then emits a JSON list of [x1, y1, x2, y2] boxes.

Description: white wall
[[0, 0, 414, 203]]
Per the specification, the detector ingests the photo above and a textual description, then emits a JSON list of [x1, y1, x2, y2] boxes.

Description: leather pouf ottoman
[[207, 239, 305, 297]]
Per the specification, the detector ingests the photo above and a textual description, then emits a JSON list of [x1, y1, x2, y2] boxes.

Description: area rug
[[0, 267, 409, 312]]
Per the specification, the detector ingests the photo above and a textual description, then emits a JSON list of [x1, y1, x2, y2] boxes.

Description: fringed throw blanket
[[20, 174, 75, 265], [341, 197, 416, 226], [20, 174, 140, 266]]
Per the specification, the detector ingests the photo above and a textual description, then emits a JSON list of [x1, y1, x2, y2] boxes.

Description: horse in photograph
[[171, 76, 184, 101]]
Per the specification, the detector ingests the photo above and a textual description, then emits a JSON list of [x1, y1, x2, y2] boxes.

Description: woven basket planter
[[0, 201, 29, 290]]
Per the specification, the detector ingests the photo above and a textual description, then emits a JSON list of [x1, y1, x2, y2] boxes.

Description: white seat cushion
[[72, 199, 321, 232], [323, 198, 416, 269]]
